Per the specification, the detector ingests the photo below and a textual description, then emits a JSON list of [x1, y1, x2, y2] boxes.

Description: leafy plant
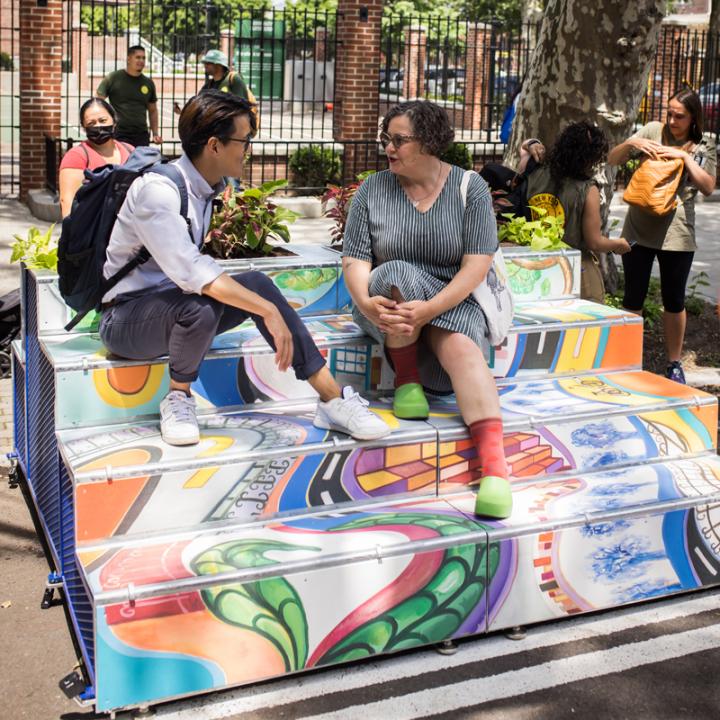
[[321, 171, 375, 246], [204, 181, 300, 260], [685, 271, 710, 316], [11, 225, 58, 271], [497, 208, 570, 252], [605, 274, 663, 329], [289, 146, 342, 195], [440, 142, 473, 170], [0, 51, 14, 71]]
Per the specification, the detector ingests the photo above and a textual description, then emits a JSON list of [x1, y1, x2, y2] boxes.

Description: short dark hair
[[79, 97, 116, 126], [547, 121, 608, 184], [178, 90, 257, 160], [127, 45, 145, 57], [380, 100, 454, 157], [667, 86, 704, 143]]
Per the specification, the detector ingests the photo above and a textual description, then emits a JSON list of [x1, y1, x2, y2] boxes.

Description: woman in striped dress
[[342, 101, 512, 519]]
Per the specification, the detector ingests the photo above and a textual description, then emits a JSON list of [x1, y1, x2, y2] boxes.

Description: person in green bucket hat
[[200, 50, 250, 97], [174, 50, 253, 115]]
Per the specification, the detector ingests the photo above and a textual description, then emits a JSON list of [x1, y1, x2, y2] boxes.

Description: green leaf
[[259, 179, 290, 195], [245, 225, 260, 249]]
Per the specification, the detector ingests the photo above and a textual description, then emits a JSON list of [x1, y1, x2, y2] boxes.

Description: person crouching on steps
[[341, 100, 512, 519], [99, 90, 390, 447]]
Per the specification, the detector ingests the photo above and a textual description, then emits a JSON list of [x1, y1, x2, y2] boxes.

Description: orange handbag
[[622, 147, 691, 216]]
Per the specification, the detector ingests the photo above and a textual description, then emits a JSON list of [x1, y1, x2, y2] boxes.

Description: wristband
[[525, 139, 541, 149]]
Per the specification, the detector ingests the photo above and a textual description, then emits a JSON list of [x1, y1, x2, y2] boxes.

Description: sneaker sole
[[161, 434, 200, 446], [313, 420, 391, 441]]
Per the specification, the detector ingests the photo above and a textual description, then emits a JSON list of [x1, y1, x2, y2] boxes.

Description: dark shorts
[[621, 244, 694, 313]]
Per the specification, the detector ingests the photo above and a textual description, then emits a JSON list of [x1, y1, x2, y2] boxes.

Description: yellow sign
[[528, 192, 565, 222]]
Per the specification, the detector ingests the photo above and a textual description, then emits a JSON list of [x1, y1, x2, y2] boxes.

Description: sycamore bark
[[505, 0, 666, 291]]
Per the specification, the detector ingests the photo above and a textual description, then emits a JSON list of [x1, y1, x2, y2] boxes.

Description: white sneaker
[[314, 386, 391, 441], [159, 390, 200, 446]]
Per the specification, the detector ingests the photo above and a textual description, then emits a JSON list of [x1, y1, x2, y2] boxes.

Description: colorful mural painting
[[13, 246, 720, 714]]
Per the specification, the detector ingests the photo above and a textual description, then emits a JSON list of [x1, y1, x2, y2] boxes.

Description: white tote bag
[[460, 169, 514, 346]]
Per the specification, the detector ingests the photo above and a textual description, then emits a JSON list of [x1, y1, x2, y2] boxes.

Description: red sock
[[469, 417, 508, 479], [386, 342, 421, 388]]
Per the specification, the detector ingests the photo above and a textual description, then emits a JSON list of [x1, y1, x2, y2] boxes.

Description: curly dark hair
[[380, 101, 454, 157], [547, 121, 609, 184]]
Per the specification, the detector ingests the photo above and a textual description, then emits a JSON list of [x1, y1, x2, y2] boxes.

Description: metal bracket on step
[[82, 357, 89, 374], [132, 705, 157, 718], [41, 572, 63, 610], [58, 665, 94, 708], [375, 545, 383, 565], [6, 452, 19, 489], [126, 582, 137, 607], [104, 464, 113, 482]]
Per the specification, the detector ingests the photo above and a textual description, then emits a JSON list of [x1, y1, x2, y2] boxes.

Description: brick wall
[[19, 0, 62, 201], [333, 0, 382, 183]]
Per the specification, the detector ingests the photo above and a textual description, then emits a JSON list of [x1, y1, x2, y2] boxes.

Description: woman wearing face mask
[[59, 97, 134, 217]]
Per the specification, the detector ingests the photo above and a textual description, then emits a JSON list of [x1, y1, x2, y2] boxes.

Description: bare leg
[[663, 309, 686, 363], [307, 365, 341, 402], [426, 326, 500, 424], [169, 380, 191, 395]]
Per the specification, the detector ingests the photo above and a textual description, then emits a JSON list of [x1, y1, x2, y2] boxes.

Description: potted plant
[[11, 225, 58, 271], [204, 180, 301, 259], [497, 209, 570, 252], [321, 171, 375, 249]]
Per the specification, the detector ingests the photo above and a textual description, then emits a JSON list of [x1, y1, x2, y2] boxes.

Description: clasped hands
[[632, 138, 688, 162], [363, 295, 433, 336]]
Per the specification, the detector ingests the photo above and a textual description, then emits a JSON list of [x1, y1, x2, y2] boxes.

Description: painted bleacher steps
[[11, 245, 720, 715]]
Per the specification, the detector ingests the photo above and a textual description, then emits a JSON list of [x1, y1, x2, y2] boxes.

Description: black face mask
[[85, 124, 116, 144]]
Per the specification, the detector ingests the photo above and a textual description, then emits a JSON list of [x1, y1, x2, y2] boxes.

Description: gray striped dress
[[343, 165, 498, 393]]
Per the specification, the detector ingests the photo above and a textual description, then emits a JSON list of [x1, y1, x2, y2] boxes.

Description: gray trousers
[[99, 271, 326, 383]]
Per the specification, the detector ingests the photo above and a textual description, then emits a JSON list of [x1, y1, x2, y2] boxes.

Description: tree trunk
[[704, 0, 720, 86], [710, 0, 720, 36], [504, 0, 666, 293]]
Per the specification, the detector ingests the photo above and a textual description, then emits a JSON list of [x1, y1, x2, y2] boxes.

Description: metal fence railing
[[60, 2, 337, 145], [379, 16, 540, 141], [0, 0, 19, 197], [3, 2, 720, 199]]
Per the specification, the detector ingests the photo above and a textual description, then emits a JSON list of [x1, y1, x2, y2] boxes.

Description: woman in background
[[59, 97, 133, 217], [608, 88, 716, 383]]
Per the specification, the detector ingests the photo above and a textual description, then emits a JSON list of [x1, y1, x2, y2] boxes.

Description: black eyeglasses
[[379, 132, 418, 149], [224, 134, 254, 151]]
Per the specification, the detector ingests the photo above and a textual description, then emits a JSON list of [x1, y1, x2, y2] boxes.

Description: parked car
[[698, 81, 720, 132], [379, 68, 403, 95], [426, 67, 465, 99], [492, 72, 520, 100]]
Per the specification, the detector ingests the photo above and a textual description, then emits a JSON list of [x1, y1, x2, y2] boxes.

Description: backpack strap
[[147, 163, 193, 240], [460, 169, 476, 207]]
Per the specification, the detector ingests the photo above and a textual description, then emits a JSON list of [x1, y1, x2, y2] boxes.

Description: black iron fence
[[3, 1, 720, 198], [60, 2, 338, 145]]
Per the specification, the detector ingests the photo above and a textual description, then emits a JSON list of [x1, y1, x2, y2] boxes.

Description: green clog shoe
[[474, 475, 513, 519], [393, 382, 429, 420]]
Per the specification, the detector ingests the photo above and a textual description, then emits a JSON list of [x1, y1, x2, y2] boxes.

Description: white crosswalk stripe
[[156, 590, 720, 720]]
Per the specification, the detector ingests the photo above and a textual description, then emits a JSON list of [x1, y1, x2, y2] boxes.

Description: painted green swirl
[[316, 512, 497, 666], [191, 539, 319, 671]]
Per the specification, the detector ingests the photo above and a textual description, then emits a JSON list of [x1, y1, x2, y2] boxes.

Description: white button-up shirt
[[102, 154, 225, 302]]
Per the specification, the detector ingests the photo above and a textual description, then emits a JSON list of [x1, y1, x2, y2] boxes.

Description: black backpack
[[57, 147, 190, 332], [480, 157, 538, 222]]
